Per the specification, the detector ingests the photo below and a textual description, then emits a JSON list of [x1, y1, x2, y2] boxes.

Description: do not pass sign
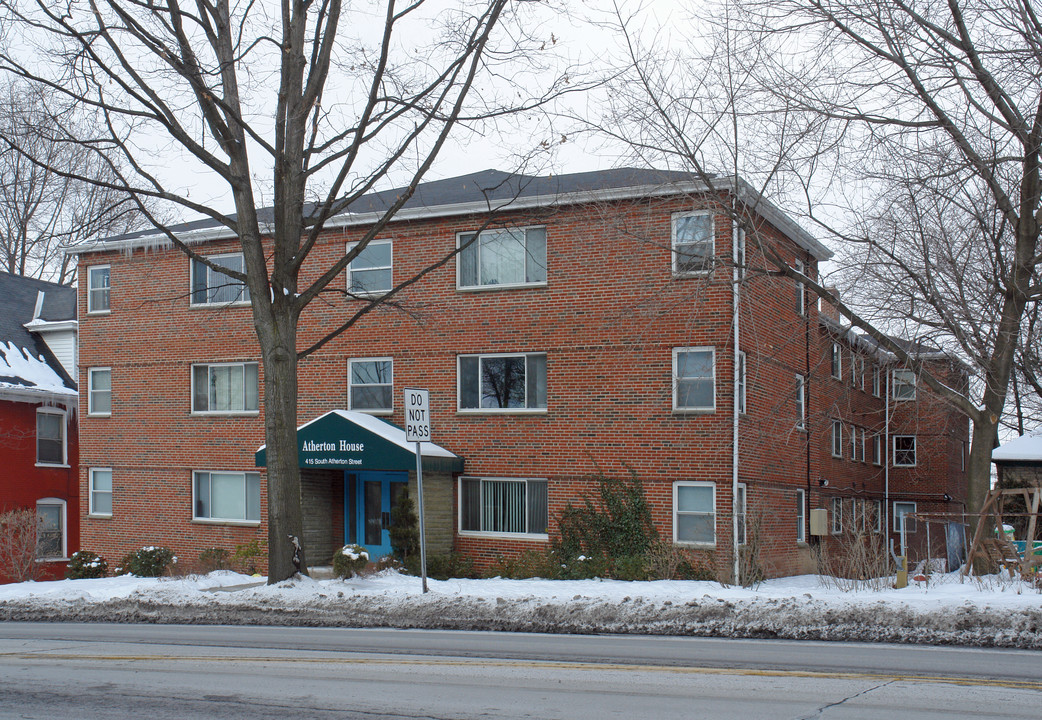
[[404, 388, 431, 443]]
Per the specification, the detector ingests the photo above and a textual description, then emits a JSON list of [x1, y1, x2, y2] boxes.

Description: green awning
[[255, 409, 464, 473]]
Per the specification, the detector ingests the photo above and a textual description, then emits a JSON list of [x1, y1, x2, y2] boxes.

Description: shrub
[[198, 547, 231, 573], [115, 546, 177, 577], [233, 539, 265, 575], [65, 550, 109, 579], [0, 508, 41, 583], [484, 550, 557, 579], [389, 489, 420, 564], [332, 544, 370, 579], [416, 552, 476, 580]]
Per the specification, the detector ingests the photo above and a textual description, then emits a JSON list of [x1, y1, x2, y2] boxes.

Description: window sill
[[457, 409, 548, 415], [88, 514, 113, 520], [35, 557, 69, 564], [188, 301, 251, 309], [88, 413, 111, 418], [35, 463, 70, 469], [86, 310, 111, 317], [192, 518, 261, 528], [671, 270, 711, 279], [350, 408, 393, 416], [673, 541, 716, 549], [191, 411, 261, 417], [457, 531, 548, 541], [672, 407, 716, 415], [457, 282, 547, 293]]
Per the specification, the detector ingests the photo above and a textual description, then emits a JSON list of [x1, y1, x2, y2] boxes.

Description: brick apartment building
[[69, 169, 969, 578]]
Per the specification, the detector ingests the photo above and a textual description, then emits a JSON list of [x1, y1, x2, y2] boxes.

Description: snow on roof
[[992, 431, 1042, 463], [0, 341, 78, 398]]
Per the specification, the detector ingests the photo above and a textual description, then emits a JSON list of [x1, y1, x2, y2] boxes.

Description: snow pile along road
[[1, 570, 1040, 648]]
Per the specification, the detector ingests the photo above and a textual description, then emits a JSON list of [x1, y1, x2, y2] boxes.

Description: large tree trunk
[[258, 312, 307, 583]]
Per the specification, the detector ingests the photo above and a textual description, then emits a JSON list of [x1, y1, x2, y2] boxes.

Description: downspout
[[732, 222, 742, 585], [885, 366, 891, 548]]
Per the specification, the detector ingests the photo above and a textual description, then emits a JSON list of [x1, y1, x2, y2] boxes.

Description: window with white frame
[[459, 477, 548, 535], [831, 420, 843, 458], [193, 471, 261, 523], [674, 481, 716, 546], [871, 365, 881, 397], [850, 424, 858, 461], [873, 499, 883, 533], [795, 374, 806, 429], [852, 498, 866, 532], [893, 435, 917, 467], [347, 240, 392, 296], [458, 227, 546, 289], [192, 362, 259, 414], [88, 368, 111, 416], [831, 343, 842, 379], [892, 368, 916, 400], [795, 258, 806, 316], [831, 497, 843, 534], [736, 351, 747, 415], [735, 228, 746, 280], [89, 468, 113, 517], [191, 253, 250, 305], [860, 428, 868, 462], [672, 211, 715, 275], [872, 434, 883, 465], [894, 501, 917, 533], [458, 353, 546, 411], [36, 409, 66, 465], [348, 358, 393, 413], [36, 498, 66, 559], [736, 483, 747, 546], [87, 265, 110, 313], [852, 355, 864, 389], [673, 347, 716, 412], [796, 489, 806, 543]]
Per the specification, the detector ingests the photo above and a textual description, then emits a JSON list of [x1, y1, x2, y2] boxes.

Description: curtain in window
[[482, 479, 525, 533]]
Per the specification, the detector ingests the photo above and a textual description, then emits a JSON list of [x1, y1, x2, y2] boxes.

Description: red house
[[0, 272, 79, 582], [69, 169, 968, 578]]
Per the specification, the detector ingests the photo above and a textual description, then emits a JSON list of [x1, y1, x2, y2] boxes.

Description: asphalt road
[[1, 624, 1039, 719]]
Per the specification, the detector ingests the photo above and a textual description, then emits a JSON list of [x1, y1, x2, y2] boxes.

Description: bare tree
[[0, 83, 145, 283], [584, 0, 1040, 524], [0, 0, 572, 582]]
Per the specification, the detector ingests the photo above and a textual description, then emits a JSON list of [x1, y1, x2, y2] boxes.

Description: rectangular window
[[894, 501, 917, 533], [673, 347, 716, 412], [795, 374, 806, 429], [873, 499, 883, 533], [192, 362, 259, 414], [795, 258, 806, 316], [736, 351, 747, 415], [859, 428, 868, 462], [892, 368, 916, 400], [87, 265, 110, 313], [852, 355, 864, 389], [831, 497, 843, 534], [89, 468, 113, 517], [893, 435, 917, 467], [672, 211, 714, 275], [831, 343, 842, 379], [458, 227, 546, 289], [796, 489, 806, 543], [850, 425, 858, 461], [674, 481, 716, 546], [347, 240, 392, 296], [36, 409, 65, 465], [852, 499, 866, 532], [872, 434, 883, 465], [736, 483, 747, 546], [349, 358, 393, 413], [458, 353, 547, 411], [191, 253, 250, 305], [831, 420, 843, 458], [871, 365, 881, 397], [459, 477, 548, 536], [735, 228, 746, 280], [36, 500, 65, 559], [193, 471, 261, 523], [88, 368, 111, 416]]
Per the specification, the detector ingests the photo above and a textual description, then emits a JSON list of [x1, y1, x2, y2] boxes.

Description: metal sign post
[[404, 388, 430, 593]]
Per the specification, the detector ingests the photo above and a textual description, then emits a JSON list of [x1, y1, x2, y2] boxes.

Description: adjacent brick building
[[0, 273, 79, 582], [69, 169, 969, 577]]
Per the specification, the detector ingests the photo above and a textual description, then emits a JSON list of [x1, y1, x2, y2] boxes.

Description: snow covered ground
[[1, 569, 1040, 648]]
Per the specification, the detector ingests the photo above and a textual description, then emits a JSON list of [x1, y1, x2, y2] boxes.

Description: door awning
[[255, 409, 464, 473]]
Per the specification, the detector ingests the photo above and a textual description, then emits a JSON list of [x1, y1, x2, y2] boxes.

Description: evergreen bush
[[114, 546, 177, 577], [65, 550, 109, 579], [332, 544, 370, 578]]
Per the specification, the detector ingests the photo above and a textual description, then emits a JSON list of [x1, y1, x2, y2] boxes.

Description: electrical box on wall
[[809, 508, 828, 536]]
